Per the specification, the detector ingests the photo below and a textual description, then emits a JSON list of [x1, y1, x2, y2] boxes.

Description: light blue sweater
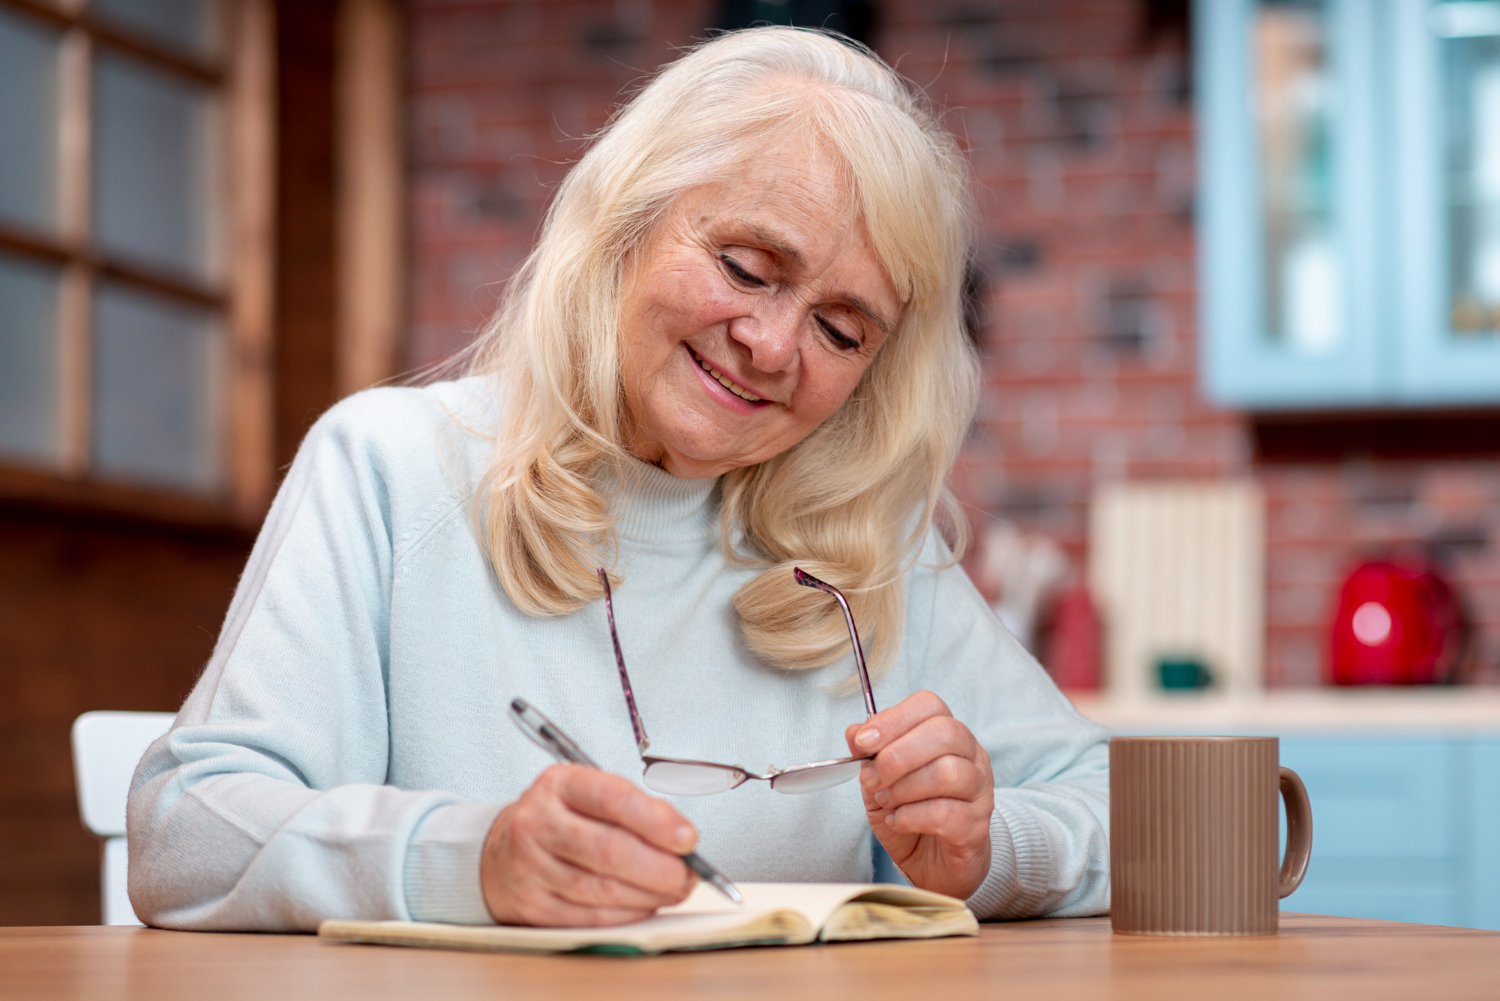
[[127, 378, 1110, 930]]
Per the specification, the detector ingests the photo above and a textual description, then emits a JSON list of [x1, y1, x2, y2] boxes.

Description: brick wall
[[405, 0, 1500, 687], [407, 0, 709, 365]]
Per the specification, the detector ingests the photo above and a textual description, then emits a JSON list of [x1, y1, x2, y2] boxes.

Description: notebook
[[318, 882, 979, 956]]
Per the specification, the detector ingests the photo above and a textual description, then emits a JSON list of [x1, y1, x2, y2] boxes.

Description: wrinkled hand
[[846, 690, 994, 899], [480, 764, 698, 926]]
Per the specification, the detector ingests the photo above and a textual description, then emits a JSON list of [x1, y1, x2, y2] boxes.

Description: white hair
[[463, 26, 979, 675]]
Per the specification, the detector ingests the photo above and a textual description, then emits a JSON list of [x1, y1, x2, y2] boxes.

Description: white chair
[[71, 711, 175, 925]]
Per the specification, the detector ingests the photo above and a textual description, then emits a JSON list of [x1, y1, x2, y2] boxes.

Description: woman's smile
[[686, 345, 772, 412]]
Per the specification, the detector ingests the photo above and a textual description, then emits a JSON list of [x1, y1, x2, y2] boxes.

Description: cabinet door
[[1197, 0, 1389, 408], [1394, 0, 1500, 403], [1472, 738, 1500, 931], [1279, 737, 1466, 926]]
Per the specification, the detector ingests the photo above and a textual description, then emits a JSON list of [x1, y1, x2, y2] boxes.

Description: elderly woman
[[128, 27, 1108, 930]]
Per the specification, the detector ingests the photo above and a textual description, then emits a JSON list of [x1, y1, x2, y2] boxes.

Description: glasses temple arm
[[598, 568, 651, 753], [793, 567, 878, 718]]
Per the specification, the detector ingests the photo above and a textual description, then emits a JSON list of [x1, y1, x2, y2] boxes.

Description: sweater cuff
[[403, 800, 504, 925], [965, 797, 1053, 920]]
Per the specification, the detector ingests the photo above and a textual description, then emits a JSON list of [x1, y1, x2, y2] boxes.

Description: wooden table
[[5, 914, 1499, 1001]]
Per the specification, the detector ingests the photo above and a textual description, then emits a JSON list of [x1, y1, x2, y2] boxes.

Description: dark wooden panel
[[1253, 411, 1500, 463], [275, 0, 340, 469], [0, 506, 251, 925]]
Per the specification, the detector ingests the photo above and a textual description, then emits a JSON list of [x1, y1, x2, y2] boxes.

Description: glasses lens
[[769, 758, 864, 795], [643, 761, 748, 796]]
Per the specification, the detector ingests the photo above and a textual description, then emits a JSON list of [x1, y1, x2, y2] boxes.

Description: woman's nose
[[727, 306, 799, 374]]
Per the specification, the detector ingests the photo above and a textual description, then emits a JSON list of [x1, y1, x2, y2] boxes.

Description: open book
[[319, 882, 979, 956]]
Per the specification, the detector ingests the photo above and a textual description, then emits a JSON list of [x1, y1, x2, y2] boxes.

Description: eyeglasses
[[598, 565, 878, 796]]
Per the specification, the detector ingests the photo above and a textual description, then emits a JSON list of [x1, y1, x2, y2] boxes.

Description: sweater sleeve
[[904, 539, 1110, 921], [126, 390, 503, 932]]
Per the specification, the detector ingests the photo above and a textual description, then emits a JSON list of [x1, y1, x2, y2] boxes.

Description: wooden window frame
[[0, 0, 273, 528], [336, 0, 402, 400]]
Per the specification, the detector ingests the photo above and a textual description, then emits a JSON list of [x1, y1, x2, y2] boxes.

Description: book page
[[660, 881, 885, 930], [664, 882, 976, 943], [319, 882, 974, 955]]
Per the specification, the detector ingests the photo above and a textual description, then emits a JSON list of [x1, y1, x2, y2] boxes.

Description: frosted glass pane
[[0, 8, 61, 233], [92, 0, 221, 60], [1255, 0, 1340, 356], [0, 253, 61, 463], [94, 53, 218, 281], [93, 283, 224, 493], [1437, 6, 1500, 337]]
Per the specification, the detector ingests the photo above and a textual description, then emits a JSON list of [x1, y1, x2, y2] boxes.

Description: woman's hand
[[845, 691, 994, 899], [480, 764, 699, 926]]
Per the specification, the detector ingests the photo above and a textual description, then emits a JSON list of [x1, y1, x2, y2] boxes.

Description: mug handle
[[1278, 766, 1313, 899]]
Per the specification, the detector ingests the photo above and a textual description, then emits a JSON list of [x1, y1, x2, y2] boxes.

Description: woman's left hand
[[845, 691, 994, 899]]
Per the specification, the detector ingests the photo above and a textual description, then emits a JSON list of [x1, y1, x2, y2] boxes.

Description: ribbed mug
[[1110, 736, 1312, 935]]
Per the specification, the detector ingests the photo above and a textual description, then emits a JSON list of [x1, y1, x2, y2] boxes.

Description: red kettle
[[1328, 559, 1466, 686]]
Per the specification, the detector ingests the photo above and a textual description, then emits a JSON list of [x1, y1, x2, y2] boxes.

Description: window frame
[[0, 0, 273, 525]]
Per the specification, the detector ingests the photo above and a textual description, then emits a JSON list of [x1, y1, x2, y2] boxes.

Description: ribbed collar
[[606, 457, 721, 543]]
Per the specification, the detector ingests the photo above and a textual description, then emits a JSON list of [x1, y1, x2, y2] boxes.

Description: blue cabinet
[[1197, 0, 1500, 409], [1197, 0, 1389, 408], [1474, 739, 1500, 930], [1277, 736, 1491, 927]]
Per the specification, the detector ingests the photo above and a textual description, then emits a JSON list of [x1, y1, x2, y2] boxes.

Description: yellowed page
[[320, 903, 810, 955], [659, 881, 968, 930], [319, 882, 975, 956]]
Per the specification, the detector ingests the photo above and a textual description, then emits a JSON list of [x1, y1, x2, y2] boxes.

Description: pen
[[507, 698, 743, 904]]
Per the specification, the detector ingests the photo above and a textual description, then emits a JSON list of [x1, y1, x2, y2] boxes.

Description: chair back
[[71, 711, 175, 924]]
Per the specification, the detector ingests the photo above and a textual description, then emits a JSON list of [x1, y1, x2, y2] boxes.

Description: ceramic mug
[[1110, 736, 1313, 935]]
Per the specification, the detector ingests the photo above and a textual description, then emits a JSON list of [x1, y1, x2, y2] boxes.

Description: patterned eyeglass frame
[[597, 566, 878, 793]]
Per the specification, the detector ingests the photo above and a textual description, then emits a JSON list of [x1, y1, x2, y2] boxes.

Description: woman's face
[[617, 141, 900, 479]]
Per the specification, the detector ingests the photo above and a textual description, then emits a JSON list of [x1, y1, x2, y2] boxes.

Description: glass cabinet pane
[[1255, 0, 1340, 356], [0, 7, 61, 234], [93, 52, 219, 282], [0, 253, 61, 464], [92, 283, 224, 493], [1434, 3, 1500, 337], [92, 0, 222, 61]]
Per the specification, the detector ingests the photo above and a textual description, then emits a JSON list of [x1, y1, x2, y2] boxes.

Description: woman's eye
[[719, 254, 766, 287], [816, 315, 861, 351]]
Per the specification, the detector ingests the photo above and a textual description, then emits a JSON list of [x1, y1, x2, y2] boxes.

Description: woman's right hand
[[479, 764, 700, 926]]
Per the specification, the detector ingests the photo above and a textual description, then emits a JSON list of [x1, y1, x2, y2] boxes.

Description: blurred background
[[2, 0, 1499, 929]]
